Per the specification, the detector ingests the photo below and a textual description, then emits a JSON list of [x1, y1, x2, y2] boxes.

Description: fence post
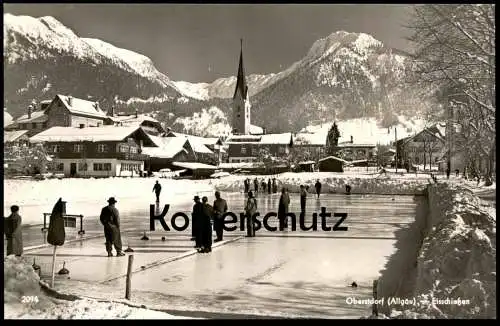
[[125, 255, 134, 300], [372, 279, 378, 317]]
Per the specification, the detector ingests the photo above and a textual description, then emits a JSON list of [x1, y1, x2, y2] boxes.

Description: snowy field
[[4, 256, 196, 319], [3, 177, 214, 226]]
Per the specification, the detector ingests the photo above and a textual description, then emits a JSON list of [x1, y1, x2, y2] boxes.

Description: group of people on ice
[[244, 178, 279, 194], [190, 191, 228, 253]]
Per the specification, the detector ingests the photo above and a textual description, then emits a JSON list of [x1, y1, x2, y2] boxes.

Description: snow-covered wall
[[376, 183, 496, 318]]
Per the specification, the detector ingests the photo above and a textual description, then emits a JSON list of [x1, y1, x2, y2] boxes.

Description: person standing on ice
[[267, 178, 272, 194], [213, 191, 228, 242], [99, 197, 125, 257], [244, 179, 250, 194], [191, 196, 203, 249], [152, 180, 162, 202], [261, 179, 267, 192], [4, 205, 23, 256], [278, 188, 290, 229], [253, 178, 259, 194], [200, 196, 213, 253], [272, 178, 278, 193], [300, 185, 308, 217], [314, 180, 322, 199], [245, 191, 257, 237]]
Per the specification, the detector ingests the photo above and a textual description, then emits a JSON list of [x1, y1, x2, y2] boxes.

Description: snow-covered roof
[[144, 135, 189, 159], [56, 94, 108, 119], [318, 156, 348, 164], [111, 113, 159, 124], [225, 133, 293, 145], [172, 162, 219, 170], [294, 133, 326, 146], [12, 110, 48, 124], [4, 130, 29, 143], [250, 124, 264, 135], [30, 126, 147, 143], [337, 142, 376, 148], [169, 131, 221, 146], [166, 131, 217, 154], [298, 160, 316, 165]]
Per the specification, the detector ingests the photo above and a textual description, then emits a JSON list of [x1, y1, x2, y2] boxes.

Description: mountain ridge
[[4, 13, 427, 136]]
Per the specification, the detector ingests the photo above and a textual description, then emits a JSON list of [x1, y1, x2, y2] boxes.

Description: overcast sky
[[4, 4, 413, 83]]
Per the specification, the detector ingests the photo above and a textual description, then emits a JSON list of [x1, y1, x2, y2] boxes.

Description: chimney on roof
[[135, 108, 138, 118], [67, 96, 73, 106], [27, 104, 33, 119], [79, 123, 85, 129], [350, 135, 353, 144]]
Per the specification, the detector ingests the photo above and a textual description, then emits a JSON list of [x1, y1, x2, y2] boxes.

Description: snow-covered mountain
[[4, 13, 426, 135]]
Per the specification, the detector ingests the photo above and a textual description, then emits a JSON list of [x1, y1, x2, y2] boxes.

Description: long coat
[[201, 203, 213, 247], [278, 193, 290, 221], [5, 213, 23, 256], [192, 202, 204, 245]]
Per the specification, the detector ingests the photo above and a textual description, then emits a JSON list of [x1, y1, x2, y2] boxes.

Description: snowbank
[[213, 172, 428, 195], [4, 178, 214, 225], [375, 183, 496, 319], [4, 255, 193, 319]]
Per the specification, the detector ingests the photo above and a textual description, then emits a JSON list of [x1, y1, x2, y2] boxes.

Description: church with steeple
[[225, 40, 294, 163], [231, 39, 263, 136]]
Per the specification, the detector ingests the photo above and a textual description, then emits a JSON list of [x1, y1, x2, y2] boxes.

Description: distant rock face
[[4, 13, 426, 136]]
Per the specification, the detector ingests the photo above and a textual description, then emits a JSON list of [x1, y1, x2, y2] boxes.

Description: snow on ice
[[4, 256, 194, 319]]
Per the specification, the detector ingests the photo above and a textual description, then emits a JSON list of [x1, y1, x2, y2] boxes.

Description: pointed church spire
[[233, 38, 248, 99]]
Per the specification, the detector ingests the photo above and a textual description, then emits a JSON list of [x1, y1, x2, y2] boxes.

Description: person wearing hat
[[213, 191, 228, 242], [4, 205, 23, 256], [200, 196, 214, 253], [191, 196, 203, 249], [99, 197, 124, 257]]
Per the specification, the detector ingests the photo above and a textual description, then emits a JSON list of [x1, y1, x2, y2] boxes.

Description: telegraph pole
[[395, 127, 398, 173]]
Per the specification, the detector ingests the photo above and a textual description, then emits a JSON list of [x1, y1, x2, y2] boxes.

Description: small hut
[[318, 156, 346, 172]]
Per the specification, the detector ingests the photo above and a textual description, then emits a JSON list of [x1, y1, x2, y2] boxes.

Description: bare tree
[[406, 4, 495, 180]]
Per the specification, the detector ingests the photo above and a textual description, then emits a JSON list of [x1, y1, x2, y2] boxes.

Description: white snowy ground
[[3, 177, 214, 225], [4, 255, 196, 319]]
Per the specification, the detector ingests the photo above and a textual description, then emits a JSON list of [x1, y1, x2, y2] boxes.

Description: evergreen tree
[[325, 122, 341, 155]]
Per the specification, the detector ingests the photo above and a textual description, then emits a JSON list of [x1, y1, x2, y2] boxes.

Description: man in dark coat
[[300, 185, 308, 217], [267, 179, 272, 194], [152, 180, 162, 202], [100, 197, 124, 257], [200, 196, 213, 252], [272, 178, 278, 193], [245, 191, 257, 237], [261, 180, 267, 192], [191, 196, 203, 248], [314, 180, 322, 199], [278, 188, 290, 229], [254, 178, 259, 193], [4, 205, 23, 256], [213, 191, 228, 242], [244, 179, 249, 193]]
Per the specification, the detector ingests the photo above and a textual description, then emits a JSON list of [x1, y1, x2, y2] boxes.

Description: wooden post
[[125, 255, 134, 300], [51, 245, 57, 288], [372, 279, 378, 317]]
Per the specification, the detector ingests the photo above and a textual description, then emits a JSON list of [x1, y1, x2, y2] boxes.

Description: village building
[[396, 123, 446, 171], [142, 135, 197, 172], [5, 95, 113, 137], [29, 125, 154, 178], [163, 130, 223, 165], [293, 132, 327, 161], [4, 130, 30, 148], [336, 135, 377, 163], [104, 106, 165, 136]]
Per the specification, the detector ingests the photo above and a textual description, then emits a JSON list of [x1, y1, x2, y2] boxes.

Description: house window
[[97, 144, 108, 153], [118, 144, 128, 153], [74, 144, 84, 152], [103, 163, 112, 171], [32, 123, 37, 129], [52, 145, 61, 153], [42, 122, 48, 128], [78, 162, 88, 171], [241, 146, 247, 155], [56, 163, 64, 171], [130, 146, 138, 154]]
